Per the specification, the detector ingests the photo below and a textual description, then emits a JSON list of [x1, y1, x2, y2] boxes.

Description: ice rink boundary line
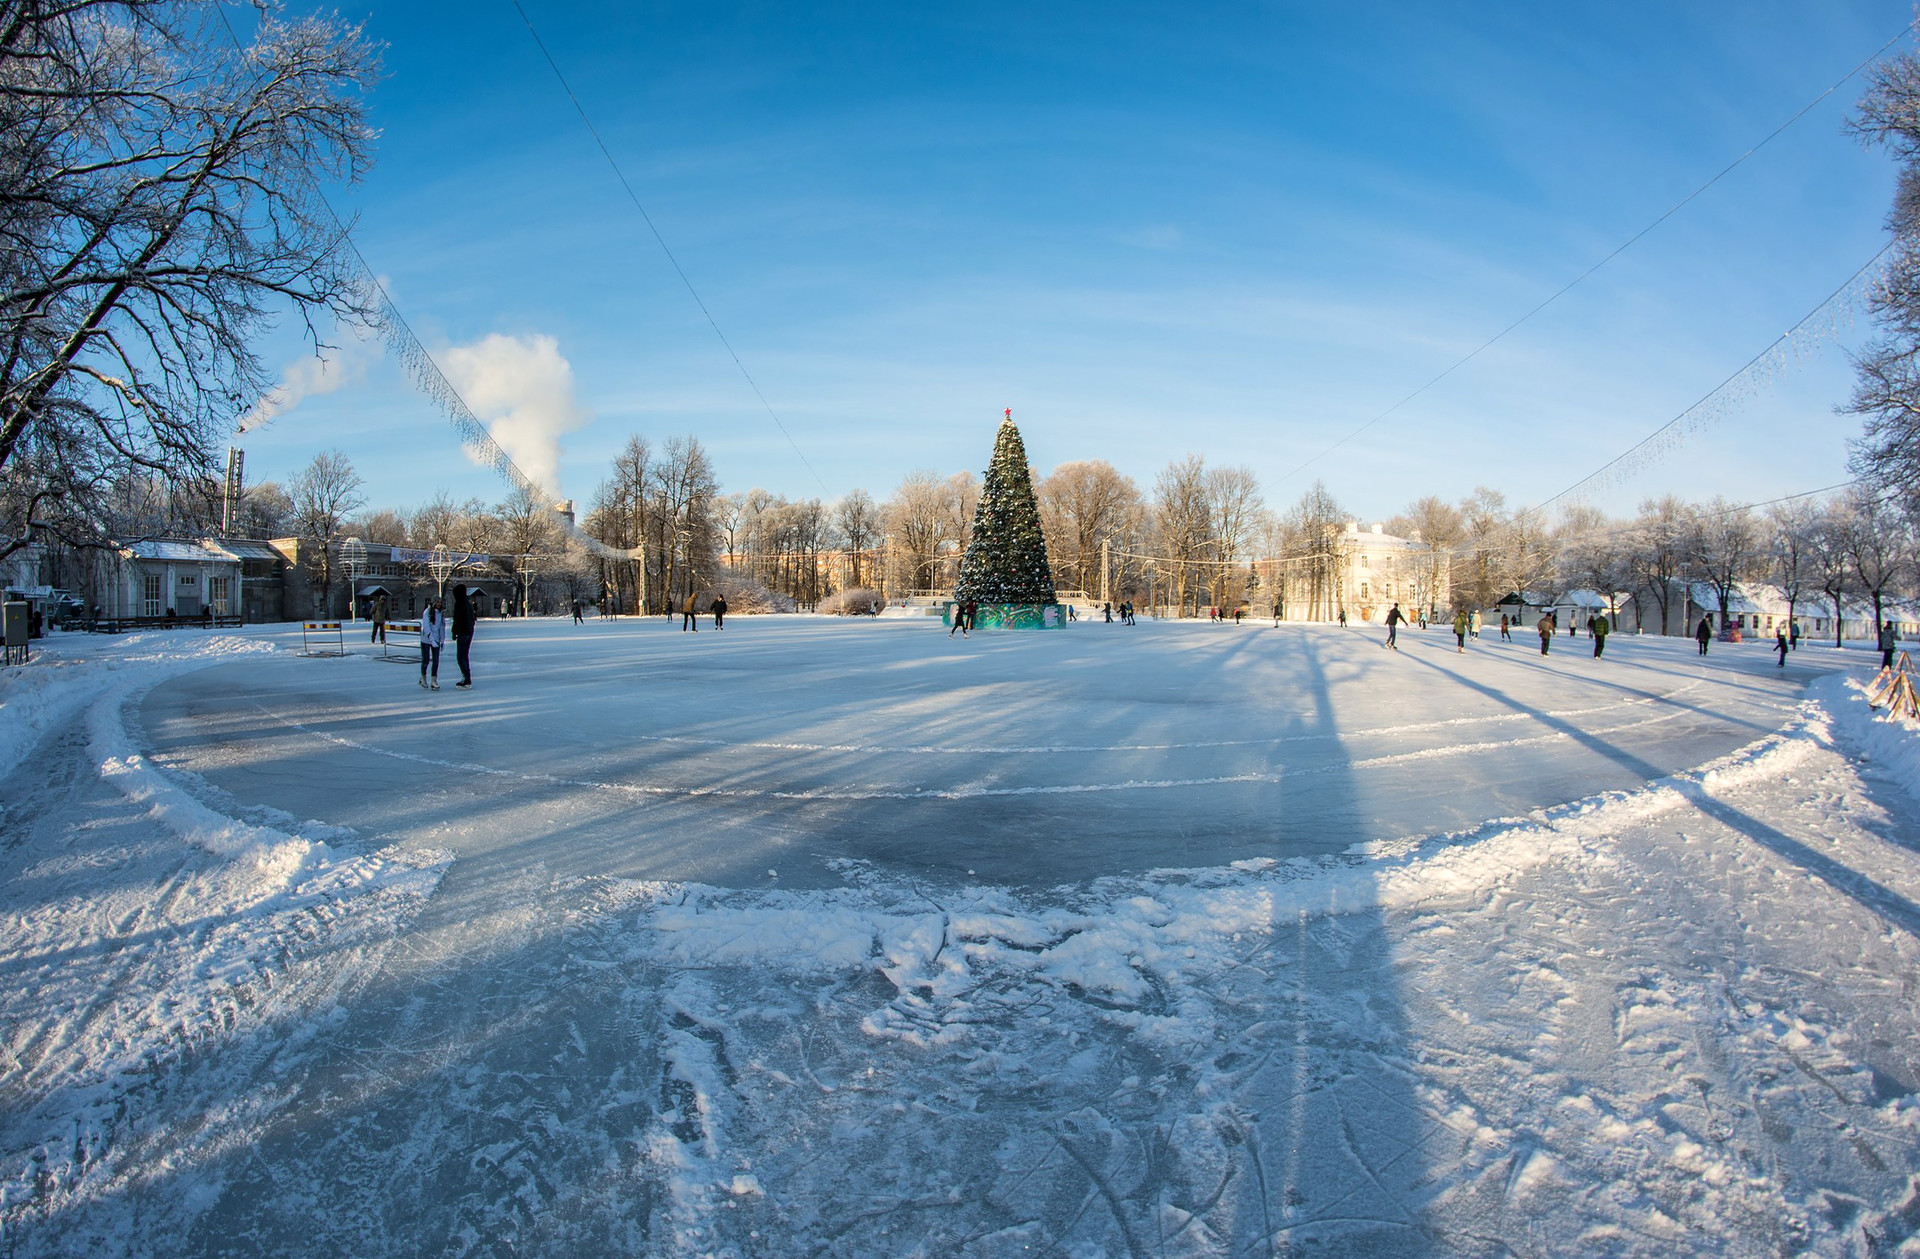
[[253, 706, 1691, 803], [528, 679, 1709, 757]]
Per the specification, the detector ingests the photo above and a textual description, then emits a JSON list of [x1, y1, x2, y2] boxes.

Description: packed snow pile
[[610, 697, 1920, 1256], [0, 632, 272, 782], [1819, 672, 1920, 801], [0, 634, 449, 1242]]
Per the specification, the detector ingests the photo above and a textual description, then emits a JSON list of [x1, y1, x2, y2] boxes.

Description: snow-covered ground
[[2, 616, 1916, 1255]]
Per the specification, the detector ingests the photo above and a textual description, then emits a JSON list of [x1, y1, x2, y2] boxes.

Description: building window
[[1360, 555, 1370, 568], [210, 576, 231, 616], [1360, 582, 1370, 600], [143, 573, 163, 617]]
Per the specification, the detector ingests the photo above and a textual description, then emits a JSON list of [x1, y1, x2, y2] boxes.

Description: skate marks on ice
[[249, 699, 1701, 803], [0, 638, 446, 1253], [598, 699, 1920, 1256]]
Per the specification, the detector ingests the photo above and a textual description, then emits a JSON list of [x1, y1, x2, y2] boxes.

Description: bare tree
[[1, 3, 380, 560], [1810, 505, 1856, 647], [1153, 454, 1211, 615], [1205, 464, 1264, 608], [1623, 496, 1689, 635], [1687, 498, 1762, 633], [1389, 494, 1464, 617], [1837, 487, 1915, 633], [233, 478, 293, 539], [834, 488, 879, 587], [1843, 52, 1920, 511], [1036, 459, 1141, 598], [1767, 499, 1819, 634], [354, 508, 407, 546], [1553, 503, 1624, 619], [289, 450, 363, 606], [498, 483, 557, 562], [885, 470, 952, 592]]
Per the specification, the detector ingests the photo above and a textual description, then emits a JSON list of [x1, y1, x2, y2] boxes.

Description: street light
[[340, 537, 366, 622], [516, 552, 536, 617], [429, 544, 454, 598]]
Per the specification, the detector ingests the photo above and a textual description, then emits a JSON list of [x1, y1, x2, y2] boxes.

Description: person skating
[[1103, 602, 1112, 623], [1383, 602, 1403, 650], [370, 592, 389, 645], [571, 600, 584, 625], [1452, 607, 1469, 653], [1499, 613, 1511, 642], [1338, 608, 1348, 628], [1775, 626, 1790, 669], [1233, 607, 1243, 625], [1590, 612, 1609, 659], [712, 594, 727, 630], [1538, 613, 1553, 656], [682, 592, 698, 632], [451, 587, 477, 687], [1789, 620, 1800, 651], [1468, 609, 1480, 640], [1881, 620, 1899, 670], [419, 597, 446, 690], [950, 601, 965, 637], [1696, 615, 1713, 656]]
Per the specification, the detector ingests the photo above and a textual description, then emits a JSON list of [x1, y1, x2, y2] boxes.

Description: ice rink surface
[[142, 614, 1801, 887], [6, 615, 1918, 1257]]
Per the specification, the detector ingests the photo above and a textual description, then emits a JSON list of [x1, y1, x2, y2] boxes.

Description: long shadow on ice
[[1215, 631, 1436, 1255]]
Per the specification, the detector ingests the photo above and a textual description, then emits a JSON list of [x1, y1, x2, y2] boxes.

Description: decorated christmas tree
[[954, 412, 1057, 605]]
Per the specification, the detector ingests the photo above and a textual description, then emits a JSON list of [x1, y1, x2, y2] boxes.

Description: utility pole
[[220, 447, 243, 535]]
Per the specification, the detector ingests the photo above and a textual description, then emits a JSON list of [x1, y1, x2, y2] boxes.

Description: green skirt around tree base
[[942, 602, 1066, 630]]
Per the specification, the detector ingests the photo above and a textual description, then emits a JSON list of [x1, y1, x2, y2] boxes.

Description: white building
[[107, 540, 243, 621], [1337, 522, 1448, 622]]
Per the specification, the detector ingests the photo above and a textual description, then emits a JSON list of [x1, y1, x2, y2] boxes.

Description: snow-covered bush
[[818, 587, 883, 616], [715, 571, 796, 613]]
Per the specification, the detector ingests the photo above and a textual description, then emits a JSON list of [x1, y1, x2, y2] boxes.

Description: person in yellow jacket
[[682, 592, 698, 632], [1452, 608, 1470, 653]]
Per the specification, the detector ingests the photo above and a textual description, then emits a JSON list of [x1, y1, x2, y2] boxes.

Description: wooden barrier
[[299, 621, 346, 658], [1868, 649, 1917, 719]]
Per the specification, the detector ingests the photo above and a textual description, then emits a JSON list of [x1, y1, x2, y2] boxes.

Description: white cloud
[[437, 332, 589, 496], [240, 327, 382, 432]]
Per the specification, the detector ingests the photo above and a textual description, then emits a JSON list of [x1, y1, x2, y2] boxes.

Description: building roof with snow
[[120, 539, 240, 564]]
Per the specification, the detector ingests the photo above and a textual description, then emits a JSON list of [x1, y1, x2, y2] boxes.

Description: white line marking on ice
[[254, 706, 1693, 802]]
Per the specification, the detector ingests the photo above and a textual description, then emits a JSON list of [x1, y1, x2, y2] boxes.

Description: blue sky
[[241, 0, 1913, 524]]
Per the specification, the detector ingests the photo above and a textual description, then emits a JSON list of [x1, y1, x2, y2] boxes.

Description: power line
[[507, 0, 830, 496], [1271, 19, 1914, 490], [213, 4, 640, 561], [1529, 246, 1889, 520]]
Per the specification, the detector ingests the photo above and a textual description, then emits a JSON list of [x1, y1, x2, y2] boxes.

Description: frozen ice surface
[[1, 616, 1917, 1256]]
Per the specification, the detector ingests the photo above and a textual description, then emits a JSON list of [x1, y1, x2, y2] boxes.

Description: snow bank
[[644, 706, 1828, 1010], [0, 634, 450, 1237], [615, 699, 1920, 1254], [1816, 671, 1920, 800], [0, 633, 271, 782]]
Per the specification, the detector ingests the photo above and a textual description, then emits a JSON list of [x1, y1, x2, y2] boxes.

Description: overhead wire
[[507, 0, 830, 495], [1525, 245, 1892, 521], [212, 3, 640, 560], [1270, 19, 1915, 491]]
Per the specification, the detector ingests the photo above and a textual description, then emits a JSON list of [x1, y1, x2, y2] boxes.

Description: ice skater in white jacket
[[419, 600, 448, 690]]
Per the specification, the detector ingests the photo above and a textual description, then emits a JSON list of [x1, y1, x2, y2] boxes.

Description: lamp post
[[516, 552, 536, 617], [340, 537, 366, 622], [429, 544, 454, 599]]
